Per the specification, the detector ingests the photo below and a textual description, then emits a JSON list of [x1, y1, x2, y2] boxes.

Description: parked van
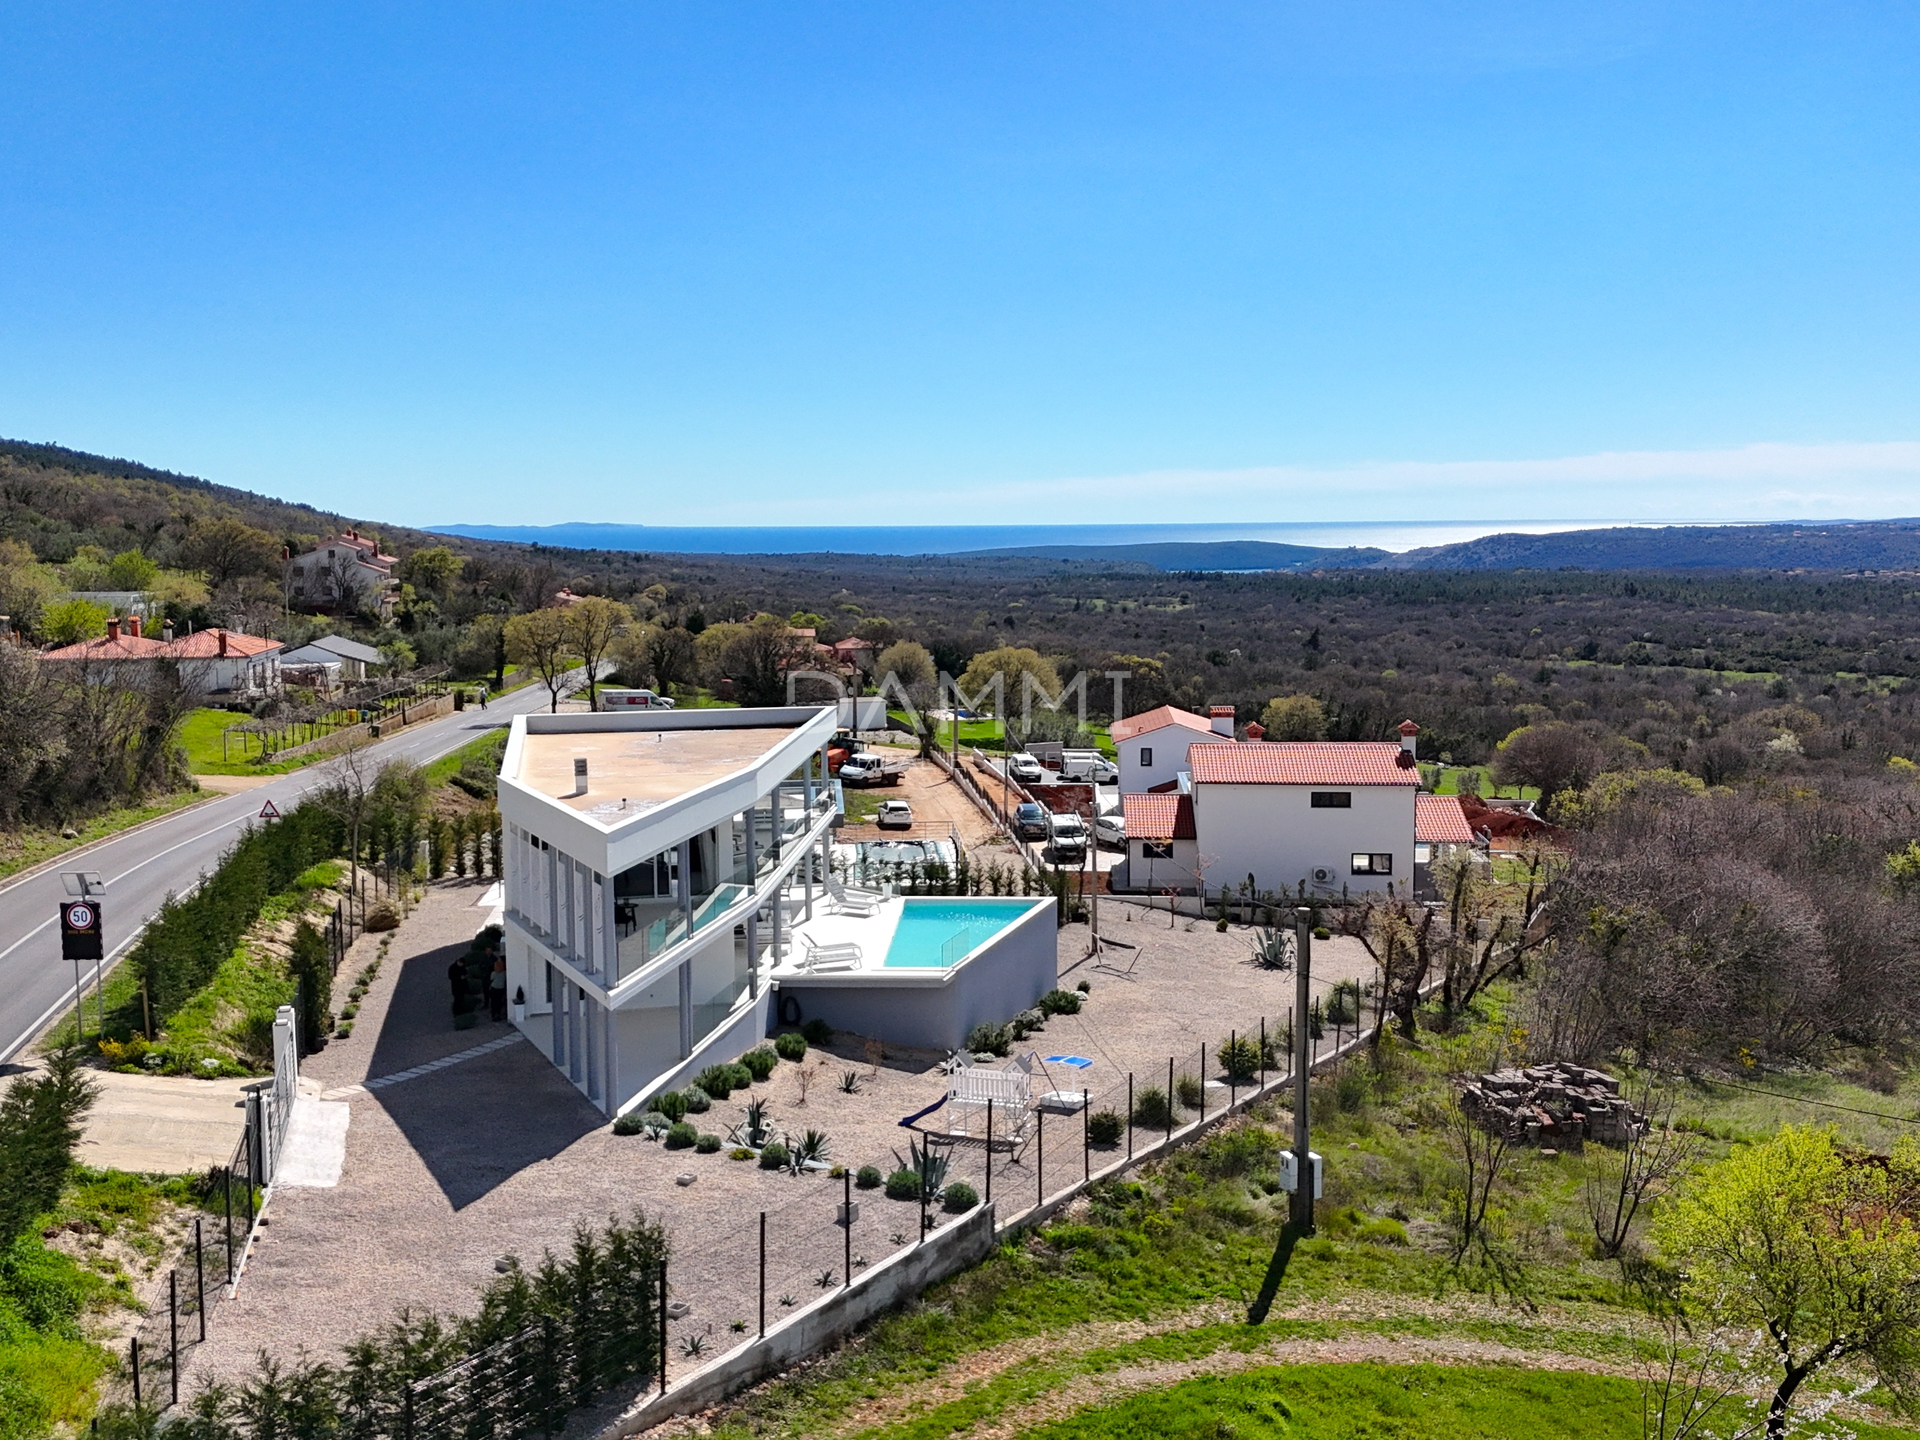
[[1058, 750, 1118, 784], [839, 752, 907, 786], [1046, 811, 1089, 860], [598, 688, 677, 710]]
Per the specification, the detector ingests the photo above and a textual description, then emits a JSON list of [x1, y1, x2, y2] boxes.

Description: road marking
[[0, 924, 148, 1067], [320, 1031, 525, 1100]]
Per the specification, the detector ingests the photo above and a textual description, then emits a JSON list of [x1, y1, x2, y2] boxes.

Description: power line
[[1696, 1076, 1920, 1126]]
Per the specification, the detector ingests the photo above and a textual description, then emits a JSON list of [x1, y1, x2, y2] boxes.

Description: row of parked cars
[[1014, 801, 1123, 860]]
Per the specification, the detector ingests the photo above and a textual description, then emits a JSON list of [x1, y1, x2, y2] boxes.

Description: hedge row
[[132, 805, 346, 1024]]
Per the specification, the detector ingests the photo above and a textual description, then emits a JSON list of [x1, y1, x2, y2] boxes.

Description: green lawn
[[1427, 763, 1539, 803], [422, 727, 508, 789], [176, 706, 345, 776], [0, 790, 207, 883]]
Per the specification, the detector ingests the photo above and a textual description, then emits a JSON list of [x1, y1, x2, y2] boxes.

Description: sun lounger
[[801, 936, 864, 972], [826, 877, 885, 916]]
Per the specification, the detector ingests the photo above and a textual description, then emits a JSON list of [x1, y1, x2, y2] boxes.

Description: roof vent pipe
[[571, 757, 589, 797]]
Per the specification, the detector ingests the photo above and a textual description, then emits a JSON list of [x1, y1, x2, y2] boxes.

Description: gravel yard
[[184, 881, 1382, 1397]]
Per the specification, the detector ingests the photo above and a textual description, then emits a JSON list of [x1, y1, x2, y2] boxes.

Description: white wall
[[1122, 837, 1207, 893], [1191, 783, 1415, 897], [1116, 725, 1216, 796]]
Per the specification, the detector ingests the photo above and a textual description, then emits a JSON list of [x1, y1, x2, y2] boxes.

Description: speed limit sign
[[61, 900, 103, 961]]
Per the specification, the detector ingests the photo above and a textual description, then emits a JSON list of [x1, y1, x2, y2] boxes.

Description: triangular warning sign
[[259, 799, 281, 820]]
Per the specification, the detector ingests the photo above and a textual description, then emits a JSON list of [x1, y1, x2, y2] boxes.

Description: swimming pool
[[884, 899, 1030, 968]]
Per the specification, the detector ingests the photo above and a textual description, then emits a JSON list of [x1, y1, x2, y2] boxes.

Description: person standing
[[448, 953, 470, 1015], [489, 955, 509, 1022]]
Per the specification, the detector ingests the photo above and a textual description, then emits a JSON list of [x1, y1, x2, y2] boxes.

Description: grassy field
[[175, 706, 341, 776], [421, 727, 508, 790], [0, 790, 207, 884], [1427, 763, 1540, 803], [694, 995, 1920, 1440]]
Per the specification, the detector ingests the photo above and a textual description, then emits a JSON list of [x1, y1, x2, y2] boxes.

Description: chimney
[[129, 615, 142, 639], [217, 630, 229, 657], [106, 617, 120, 642], [162, 623, 174, 642], [571, 757, 589, 797], [1398, 719, 1420, 761], [1210, 705, 1236, 737], [1245, 721, 1265, 742]]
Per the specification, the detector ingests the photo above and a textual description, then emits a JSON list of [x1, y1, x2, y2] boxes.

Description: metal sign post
[[59, 872, 106, 1043]]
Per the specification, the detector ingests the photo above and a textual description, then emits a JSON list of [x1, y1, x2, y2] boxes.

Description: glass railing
[[614, 882, 748, 982]]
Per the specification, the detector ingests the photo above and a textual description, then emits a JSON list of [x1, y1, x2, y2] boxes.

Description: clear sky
[[1, 3, 1917, 528]]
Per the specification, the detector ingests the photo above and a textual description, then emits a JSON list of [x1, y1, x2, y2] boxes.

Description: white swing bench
[[945, 1055, 1034, 1144]]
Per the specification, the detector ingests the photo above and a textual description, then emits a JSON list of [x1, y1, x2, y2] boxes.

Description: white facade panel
[[1191, 783, 1416, 898]]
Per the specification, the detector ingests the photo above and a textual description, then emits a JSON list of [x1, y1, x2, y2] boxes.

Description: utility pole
[[1290, 906, 1316, 1236]]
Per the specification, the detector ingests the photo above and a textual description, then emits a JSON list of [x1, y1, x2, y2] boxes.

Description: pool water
[[883, 900, 1028, 968]]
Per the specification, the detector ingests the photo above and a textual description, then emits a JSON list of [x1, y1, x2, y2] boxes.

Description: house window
[[1139, 747, 1153, 767], [1309, 792, 1351, 808], [1142, 840, 1174, 859], [1350, 853, 1393, 875]]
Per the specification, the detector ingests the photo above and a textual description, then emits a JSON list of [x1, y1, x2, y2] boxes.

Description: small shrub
[[741, 1047, 779, 1081], [883, 1168, 922, 1200], [855, 1164, 884, 1190], [1312, 925, 1330, 941], [1217, 1034, 1262, 1084], [612, 1113, 646, 1137], [1087, 1110, 1123, 1147], [1333, 1065, 1371, 1113], [1359, 1216, 1407, 1246], [682, 1086, 711, 1114], [1037, 988, 1082, 1016], [664, 1122, 698, 1149], [1132, 1085, 1175, 1130], [334, 1021, 353, 1038], [1215, 916, 1229, 932], [649, 1090, 689, 1123], [801, 1018, 833, 1044], [1009, 1007, 1045, 1039], [1076, 979, 1091, 993], [758, 1142, 790, 1170], [774, 1032, 808, 1061], [695, 1066, 734, 1099], [725, 1062, 754, 1091], [837, 1069, 861, 1094], [695, 1133, 722, 1154], [966, 1022, 1011, 1057], [1175, 1072, 1204, 1110], [942, 1181, 979, 1213], [729, 1147, 754, 1161]]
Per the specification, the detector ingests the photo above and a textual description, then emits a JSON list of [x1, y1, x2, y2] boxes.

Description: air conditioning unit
[[1310, 865, 1338, 887]]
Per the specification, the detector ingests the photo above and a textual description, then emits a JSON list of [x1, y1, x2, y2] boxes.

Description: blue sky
[[1, 3, 1917, 528]]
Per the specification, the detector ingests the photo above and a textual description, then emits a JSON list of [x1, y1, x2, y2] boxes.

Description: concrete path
[[71, 1069, 252, 1174]]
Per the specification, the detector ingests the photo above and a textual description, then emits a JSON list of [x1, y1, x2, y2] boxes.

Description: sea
[[427, 518, 1705, 558]]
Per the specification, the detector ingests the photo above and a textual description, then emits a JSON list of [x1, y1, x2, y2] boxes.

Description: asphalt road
[[0, 676, 580, 1067]]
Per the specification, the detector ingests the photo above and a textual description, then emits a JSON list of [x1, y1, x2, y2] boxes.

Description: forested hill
[[1389, 520, 1920, 572]]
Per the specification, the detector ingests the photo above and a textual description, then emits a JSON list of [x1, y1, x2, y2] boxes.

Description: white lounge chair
[[826, 877, 884, 916], [801, 936, 864, 972]]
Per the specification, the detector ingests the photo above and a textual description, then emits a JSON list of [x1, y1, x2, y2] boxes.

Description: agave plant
[[1249, 926, 1294, 973], [838, 1069, 862, 1094], [792, 1129, 832, 1166], [729, 1097, 774, 1150], [891, 1137, 952, 1202]]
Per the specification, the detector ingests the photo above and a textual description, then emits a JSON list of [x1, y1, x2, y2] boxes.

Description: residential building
[[1414, 793, 1477, 897], [285, 529, 398, 615], [1111, 704, 1233, 795], [42, 619, 284, 700], [1118, 792, 1201, 893], [496, 705, 844, 1115]]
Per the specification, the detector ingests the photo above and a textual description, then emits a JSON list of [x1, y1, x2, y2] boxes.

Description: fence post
[[170, 1269, 179, 1405], [223, 1168, 234, 1284], [985, 1098, 993, 1206], [1036, 1108, 1044, 1207], [1229, 1031, 1237, 1112], [1082, 1090, 1090, 1182], [1166, 1057, 1174, 1140], [1126, 1074, 1133, 1159], [1199, 1045, 1207, 1121], [1259, 1018, 1266, 1092], [658, 1258, 668, 1396], [843, 1170, 852, 1288], [758, 1212, 766, 1339], [130, 1337, 140, 1408], [195, 1218, 206, 1342]]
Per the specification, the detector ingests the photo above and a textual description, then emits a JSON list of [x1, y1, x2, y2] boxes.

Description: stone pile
[[1458, 1060, 1646, 1148]]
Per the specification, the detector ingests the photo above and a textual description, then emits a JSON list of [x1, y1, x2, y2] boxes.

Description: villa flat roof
[[516, 724, 799, 814]]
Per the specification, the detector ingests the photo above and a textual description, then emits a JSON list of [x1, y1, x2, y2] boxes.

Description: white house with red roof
[[286, 529, 398, 615], [1111, 703, 1236, 795], [42, 618, 284, 699]]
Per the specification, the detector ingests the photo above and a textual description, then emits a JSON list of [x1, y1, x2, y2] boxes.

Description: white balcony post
[[677, 959, 692, 1060]]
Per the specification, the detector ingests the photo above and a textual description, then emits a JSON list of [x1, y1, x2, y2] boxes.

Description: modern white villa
[[497, 705, 1057, 1116]]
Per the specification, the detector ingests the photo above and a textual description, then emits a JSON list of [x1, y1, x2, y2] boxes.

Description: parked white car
[[1008, 753, 1046, 783], [1092, 811, 1126, 849], [876, 799, 914, 830]]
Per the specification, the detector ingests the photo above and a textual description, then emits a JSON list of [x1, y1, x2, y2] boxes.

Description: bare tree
[[504, 608, 572, 713], [1443, 1084, 1511, 1265], [1638, 1315, 1767, 1440], [1434, 847, 1554, 1030], [314, 741, 379, 895], [1586, 1079, 1702, 1260], [563, 597, 632, 710]]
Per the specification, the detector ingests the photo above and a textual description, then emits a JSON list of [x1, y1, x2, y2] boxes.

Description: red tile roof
[[1416, 794, 1475, 844], [163, 629, 283, 659], [1122, 792, 1196, 840], [1110, 705, 1220, 744], [41, 633, 168, 661], [1188, 741, 1418, 786]]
